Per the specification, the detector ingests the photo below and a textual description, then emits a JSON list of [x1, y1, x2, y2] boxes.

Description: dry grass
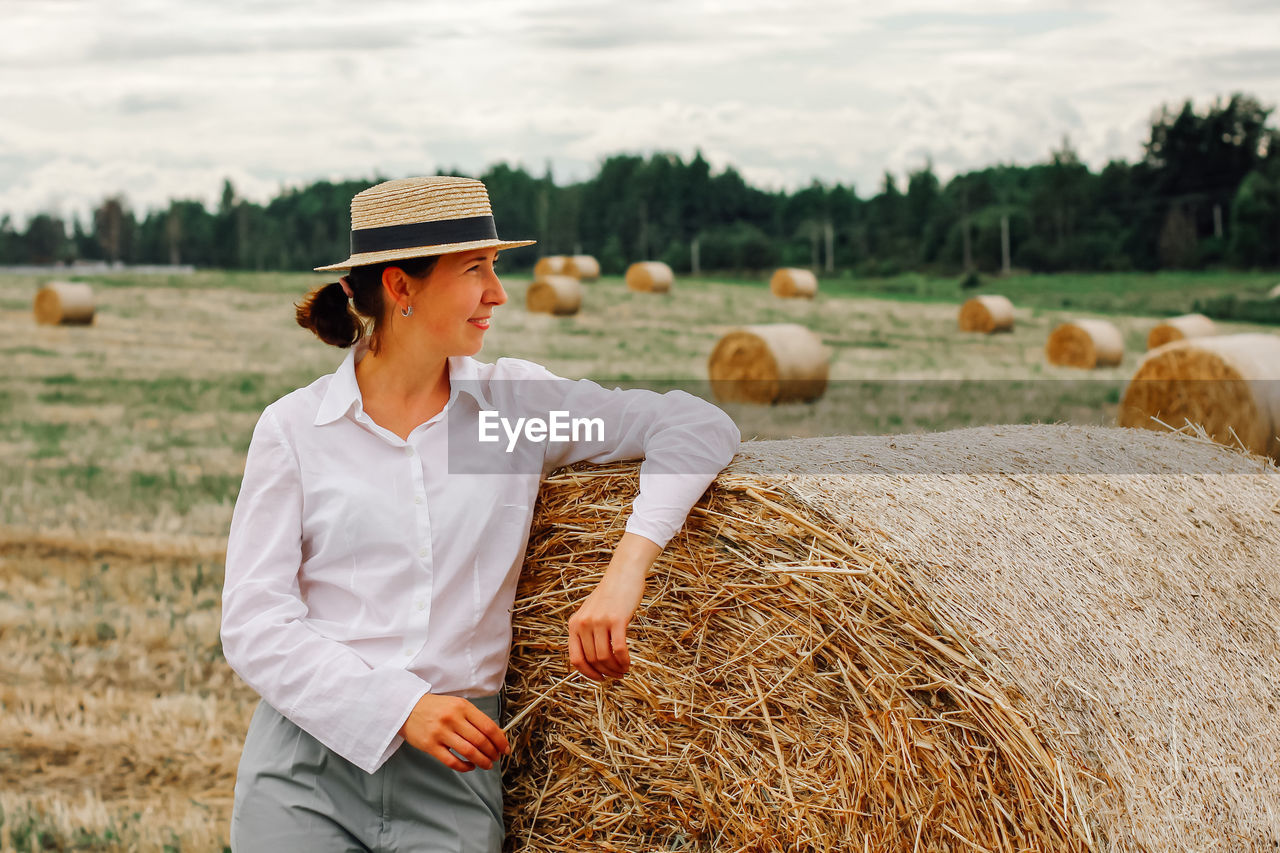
[[506, 426, 1280, 851], [0, 534, 253, 851]]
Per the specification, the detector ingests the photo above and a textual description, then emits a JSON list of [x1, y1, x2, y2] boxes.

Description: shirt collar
[[313, 342, 495, 427]]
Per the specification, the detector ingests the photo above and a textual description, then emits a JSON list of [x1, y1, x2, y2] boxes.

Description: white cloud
[[1, 0, 1278, 222]]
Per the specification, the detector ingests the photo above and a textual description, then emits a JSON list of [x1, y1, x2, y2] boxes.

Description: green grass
[[66, 269, 328, 294], [688, 269, 1279, 318], [3, 345, 59, 357], [0, 463, 242, 520], [33, 372, 303, 415], [824, 270, 1280, 317]]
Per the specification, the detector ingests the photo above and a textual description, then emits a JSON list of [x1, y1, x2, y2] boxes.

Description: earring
[[400, 305, 414, 318]]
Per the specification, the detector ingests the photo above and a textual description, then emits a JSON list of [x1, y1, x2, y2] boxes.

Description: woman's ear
[[381, 266, 412, 314]]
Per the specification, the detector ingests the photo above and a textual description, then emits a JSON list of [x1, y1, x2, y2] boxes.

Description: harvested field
[[2, 269, 1278, 850], [0, 534, 254, 850]]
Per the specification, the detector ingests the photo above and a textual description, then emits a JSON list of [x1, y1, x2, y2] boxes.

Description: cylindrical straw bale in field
[[1146, 313, 1216, 350], [533, 256, 568, 278], [958, 294, 1014, 333], [1119, 333, 1280, 460], [33, 282, 95, 326], [769, 268, 817, 299], [707, 323, 828, 404], [1045, 318, 1123, 368], [505, 424, 1280, 851], [526, 275, 582, 316], [564, 255, 600, 281], [625, 261, 673, 293], [1267, 283, 1280, 300]]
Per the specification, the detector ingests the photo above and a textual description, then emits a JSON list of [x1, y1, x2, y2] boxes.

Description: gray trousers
[[231, 696, 504, 852]]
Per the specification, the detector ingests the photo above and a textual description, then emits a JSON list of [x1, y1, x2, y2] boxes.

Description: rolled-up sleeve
[[521, 362, 740, 548], [221, 408, 431, 774]]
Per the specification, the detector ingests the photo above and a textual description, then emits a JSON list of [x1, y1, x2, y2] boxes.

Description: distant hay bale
[[1267, 283, 1280, 300], [533, 256, 568, 278], [33, 282, 95, 326], [958, 294, 1015, 333], [625, 261, 673, 293], [526, 276, 582, 316], [505, 424, 1280, 852], [564, 255, 600, 281], [769, 268, 817, 299], [1119, 333, 1280, 460], [1147, 313, 1216, 350], [707, 324, 828, 404], [1046, 319, 1123, 368]]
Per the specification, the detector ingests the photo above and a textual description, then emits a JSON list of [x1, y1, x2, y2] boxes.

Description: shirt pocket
[[475, 502, 531, 573], [472, 502, 531, 634]]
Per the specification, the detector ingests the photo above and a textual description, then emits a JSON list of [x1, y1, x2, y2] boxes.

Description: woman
[[221, 176, 740, 851]]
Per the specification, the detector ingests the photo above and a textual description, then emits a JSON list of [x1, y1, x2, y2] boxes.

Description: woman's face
[[408, 248, 507, 357]]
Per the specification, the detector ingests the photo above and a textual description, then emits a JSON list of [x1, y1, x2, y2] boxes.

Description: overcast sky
[[4, 0, 1279, 224]]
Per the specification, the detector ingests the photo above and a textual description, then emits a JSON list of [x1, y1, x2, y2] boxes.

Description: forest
[[3, 93, 1278, 276]]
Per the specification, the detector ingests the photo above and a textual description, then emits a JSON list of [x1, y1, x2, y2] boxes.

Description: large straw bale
[[505, 424, 1280, 852], [958, 294, 1014, 333], [707, 324, 828, 404], [769, 268, 817, 299], [625, 261, 673, 293], [1046, 318, 1124, 368], [1146, 313, 1216, 350], [526, 275, 583, 316], [33, 282, 95, 326], [533, 256, 568, 278], [1267, 282, 1280, 300], [1120, 333, 1280, 460], [564, 255, 601, 281]]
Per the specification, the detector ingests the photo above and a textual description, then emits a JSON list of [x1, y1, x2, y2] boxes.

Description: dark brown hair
[[295, 256, 439, 354]]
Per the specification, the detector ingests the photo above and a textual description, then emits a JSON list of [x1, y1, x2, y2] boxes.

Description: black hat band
[[350, 215, 499, 255]]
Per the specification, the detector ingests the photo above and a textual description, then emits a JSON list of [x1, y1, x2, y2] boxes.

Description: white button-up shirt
[[221, 345, 740, 774]]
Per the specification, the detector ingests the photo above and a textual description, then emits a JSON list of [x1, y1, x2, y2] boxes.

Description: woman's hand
[[398, 694, 509, 772], [567, 532, 662, 681]]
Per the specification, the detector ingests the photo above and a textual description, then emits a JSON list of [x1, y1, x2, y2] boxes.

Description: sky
[[3, 0, 1279, 224]]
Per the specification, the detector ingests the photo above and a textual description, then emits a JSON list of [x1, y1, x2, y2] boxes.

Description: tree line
[[3, 93, 1278, 276]]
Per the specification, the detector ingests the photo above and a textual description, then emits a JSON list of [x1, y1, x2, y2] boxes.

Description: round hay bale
[[958, 294, 1014, 333], [707, 324, 828, 405], [33, 282, 95, 326], [533, 256, 568, 278], [1119, 333, 1280, 460], [1267, 282, 1280, 300], [625, 261, 673, 293], [1147, 313, 1216, 350], [505, 424, 1280, 852], [769, 267, 817, 299], [526, 275, 582, 316], [564, 255, 600, 282], [1045, 318, 1123, 368]]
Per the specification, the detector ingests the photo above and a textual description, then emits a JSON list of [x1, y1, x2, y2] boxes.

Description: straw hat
[[314, 176, 536, 271]]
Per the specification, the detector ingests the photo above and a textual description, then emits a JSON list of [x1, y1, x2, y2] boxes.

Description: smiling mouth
[[468, 318, 490, 329]]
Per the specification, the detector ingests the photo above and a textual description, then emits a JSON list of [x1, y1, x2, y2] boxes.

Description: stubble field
[[0, 269, 1273, 850]]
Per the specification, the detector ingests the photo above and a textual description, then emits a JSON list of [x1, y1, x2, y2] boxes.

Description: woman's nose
[[485, 270, 507, 306]]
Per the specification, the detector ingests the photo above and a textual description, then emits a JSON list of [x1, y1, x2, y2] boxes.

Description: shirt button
[[414, 496, 423, 505], [403, 648, 413, 657], [416, 600, 426, 611], [418, 547, 428, 558], [404, 446, 414, 457]]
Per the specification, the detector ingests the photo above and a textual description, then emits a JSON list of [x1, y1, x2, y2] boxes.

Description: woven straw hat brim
[[314, 237, 537, 272]]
